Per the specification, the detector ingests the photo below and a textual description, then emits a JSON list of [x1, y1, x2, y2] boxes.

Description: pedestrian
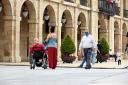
[[91, 41, 97, 65], [125, 32, 128, 53], [125, 44, 128, 53], [96, 41, 102, 63], [79, 30, 96, 69], [116, 49, 122, 65], [45, 26, 57, 69], [109, 49, 114, 60]]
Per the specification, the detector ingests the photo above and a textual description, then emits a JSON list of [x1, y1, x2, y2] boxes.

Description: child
[[116, 49, 122, 65]]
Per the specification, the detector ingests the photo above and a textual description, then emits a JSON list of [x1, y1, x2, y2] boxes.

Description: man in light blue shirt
[[79, 31, 95, 69]]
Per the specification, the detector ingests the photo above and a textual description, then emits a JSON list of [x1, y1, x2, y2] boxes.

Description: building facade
[[0, 0, 127, 62]]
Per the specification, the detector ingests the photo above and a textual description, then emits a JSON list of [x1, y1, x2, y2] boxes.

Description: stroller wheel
[[42, 64, 47, 69]]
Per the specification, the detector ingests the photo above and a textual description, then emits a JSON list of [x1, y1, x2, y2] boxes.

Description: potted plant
[[100, 38, 109, 61], [60, 35, 76, 63]]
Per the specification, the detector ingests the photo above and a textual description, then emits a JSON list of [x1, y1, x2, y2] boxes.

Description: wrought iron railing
[[124, 9, 128, 18], [80, 0, 88, 6], [98, 0, 120, 16]]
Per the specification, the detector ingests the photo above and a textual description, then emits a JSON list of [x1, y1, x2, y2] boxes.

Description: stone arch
[[42, 5, 56, 38], [78, 12, 86, 27], [20, 0, 37, 61], [20, 0, 36, 19], [122, 23, 127, 53], [114, 21, 120, 52], [62, 10, 73, 27], [77, 12, 86, 60], [1, 0, 12, 16], [61, 9, 73, 40], [0, 0, 12, 62]]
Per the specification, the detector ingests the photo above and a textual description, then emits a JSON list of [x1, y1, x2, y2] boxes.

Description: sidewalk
[[57, 60, 128, 69], [0, 60, 128, 69]]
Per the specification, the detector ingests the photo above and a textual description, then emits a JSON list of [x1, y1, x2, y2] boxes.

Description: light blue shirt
[[47, 38, 57, 48]]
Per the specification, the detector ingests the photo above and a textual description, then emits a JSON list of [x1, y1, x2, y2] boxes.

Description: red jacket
[[30, 43, 45, 54]]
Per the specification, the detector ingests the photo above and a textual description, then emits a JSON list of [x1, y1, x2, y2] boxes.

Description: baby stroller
[[29, 43, 48, 69]]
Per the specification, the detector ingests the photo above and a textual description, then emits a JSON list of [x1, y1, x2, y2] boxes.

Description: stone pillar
[[15, 16, 21, 62], [38, 19, 43, 43], [90, 0, 98, 42], [3, 16, 22, 62], [120, 0, 123, 17], [28, 19, 38, 48], [108, 17, 114, 52], [57, 23, 62, 61], [3, 16, 16, 62], [74, 11, 78, 59]]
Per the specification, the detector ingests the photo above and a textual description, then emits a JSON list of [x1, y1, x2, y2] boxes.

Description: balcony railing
[[64, 0, 75, 3], [124, 9, 128, 18], [98, 0, 120, 16], [80, 0, 89, 6]]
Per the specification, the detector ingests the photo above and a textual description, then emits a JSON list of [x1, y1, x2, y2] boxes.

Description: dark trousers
[[48, 47, 57, 69], [118, 60, 121, 65], [80, 48, 92, 69]]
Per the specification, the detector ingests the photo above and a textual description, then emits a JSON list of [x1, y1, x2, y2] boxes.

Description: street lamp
[[61, 13, 66, 24], [0, 2, 2, 13], [22, 4, 28, 17], [44, 8, 49, 21]]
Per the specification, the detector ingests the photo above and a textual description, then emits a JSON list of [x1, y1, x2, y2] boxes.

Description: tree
[[60, 35, 76, 63], [101, 38, 109, 54], [61, 35, 76, 55]]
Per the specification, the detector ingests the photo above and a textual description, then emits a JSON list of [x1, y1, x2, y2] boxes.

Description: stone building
[[0, 0, 127, 62]]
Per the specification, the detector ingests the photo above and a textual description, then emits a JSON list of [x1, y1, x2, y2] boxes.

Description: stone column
[[3, 16, 22, 62], [28, 19, 38, 48], [108, 17, 114, 52], [57, 23, 62, 61], [3, 16, 16, 62], [90, 0, 98, 42], [15, 16, 21, 62], [38, 19, 43, 43]]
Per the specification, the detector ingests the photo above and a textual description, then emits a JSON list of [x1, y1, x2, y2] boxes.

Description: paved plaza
[[0, 66, 128, 85]]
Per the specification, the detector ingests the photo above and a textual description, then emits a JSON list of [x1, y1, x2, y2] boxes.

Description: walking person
[[125, 32, 128, 53], [125, 44, 128, 53], [96, 41, 102, 63], [45, 26, 57, 69], [91, 41, 97, 65], [79, 30, 96, 69]]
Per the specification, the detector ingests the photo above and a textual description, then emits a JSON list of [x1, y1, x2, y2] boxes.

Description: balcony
[[80, 0, 89, 6], [124, 9, 128, 18], [98, 0, 119, 16], [64, 0, 75, 3]]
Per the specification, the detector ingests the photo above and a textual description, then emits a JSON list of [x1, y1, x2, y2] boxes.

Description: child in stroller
[[29, 38, 47, 69]]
